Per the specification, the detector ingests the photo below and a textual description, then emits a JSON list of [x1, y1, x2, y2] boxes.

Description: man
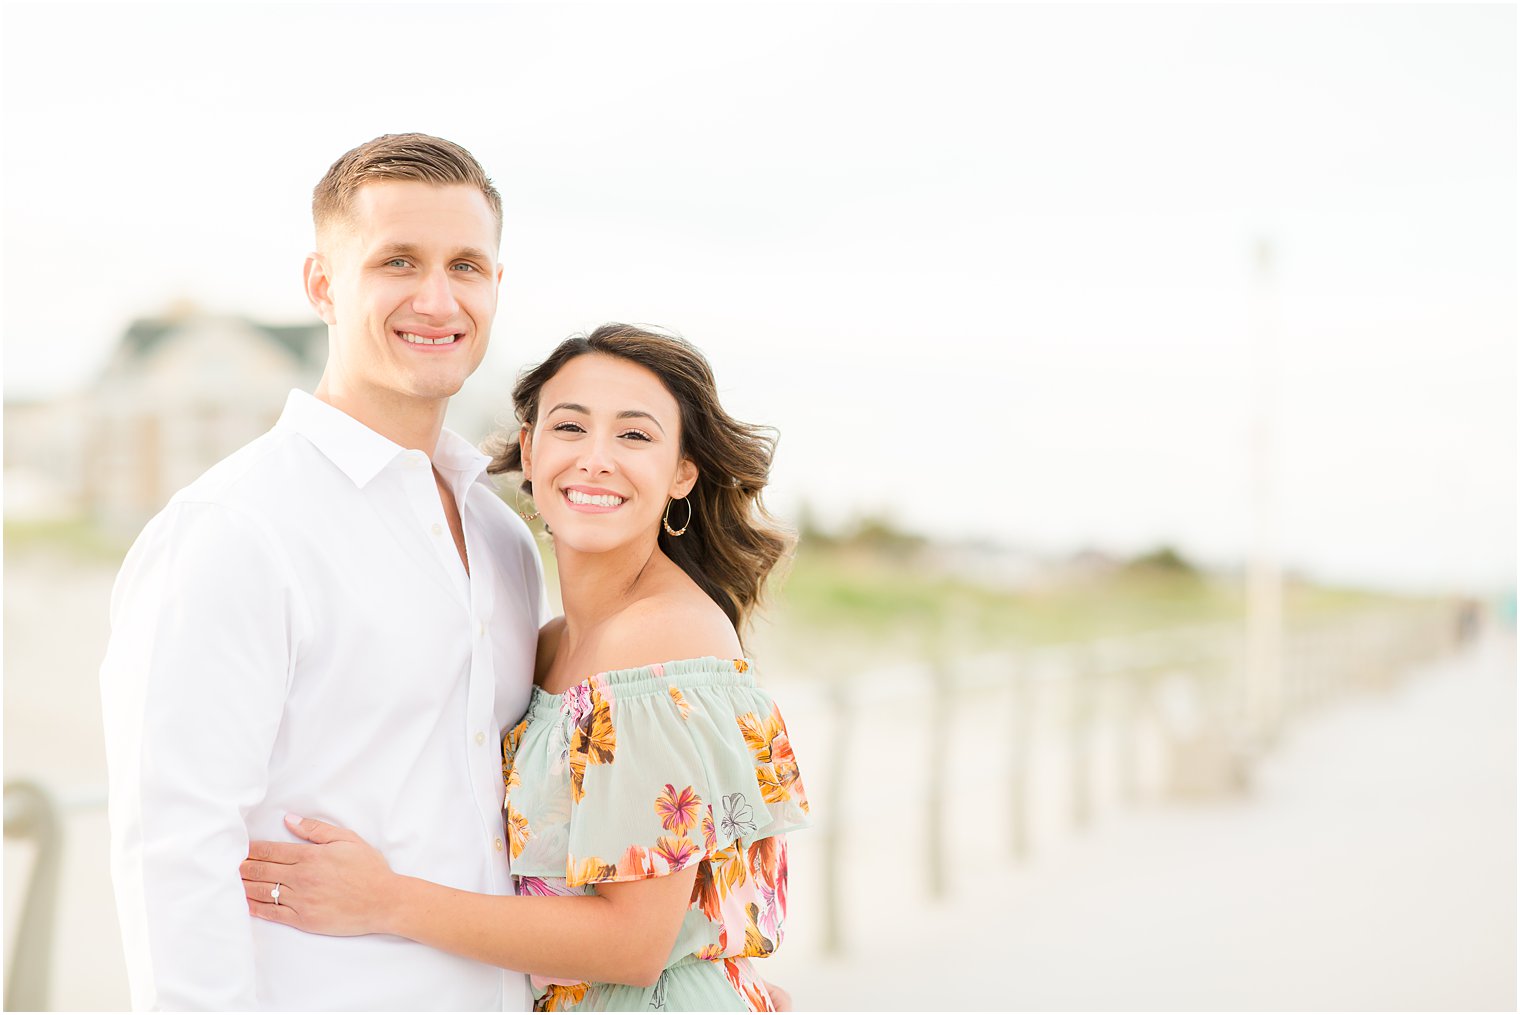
[[100, 134, 543, 1010]]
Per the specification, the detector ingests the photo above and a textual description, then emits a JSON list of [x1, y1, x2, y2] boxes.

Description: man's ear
[[671, 458, 698, 499], [304, 253, 336, 326]]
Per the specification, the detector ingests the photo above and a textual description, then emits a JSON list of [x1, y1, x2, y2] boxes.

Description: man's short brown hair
[[312, 133, 502, 239]]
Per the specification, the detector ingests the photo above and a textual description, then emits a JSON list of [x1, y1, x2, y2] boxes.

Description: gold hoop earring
[[662, 496, 693, 537], [517, 491, 539, 523]]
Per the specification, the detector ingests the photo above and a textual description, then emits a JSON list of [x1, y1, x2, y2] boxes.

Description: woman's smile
[[563, 485, 627, 513]]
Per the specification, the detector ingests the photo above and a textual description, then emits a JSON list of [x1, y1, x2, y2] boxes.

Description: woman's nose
[[576, 434, 616, 475]]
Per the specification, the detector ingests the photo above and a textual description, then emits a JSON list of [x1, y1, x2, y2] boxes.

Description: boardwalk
[[4, 545, 1514, 1010], [764, 630, 1516, 1010]]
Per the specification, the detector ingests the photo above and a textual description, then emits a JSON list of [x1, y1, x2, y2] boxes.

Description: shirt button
[[477, 620, 486, 638], [431, 523, 443, 536], [493, 837, 504, 853], [475, 731, 486, 746]]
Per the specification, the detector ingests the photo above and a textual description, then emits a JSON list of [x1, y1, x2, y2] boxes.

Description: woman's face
[[521, 353, 697, 556]]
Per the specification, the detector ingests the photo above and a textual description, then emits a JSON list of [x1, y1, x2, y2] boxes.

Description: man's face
[[308, 181, 502, 411]]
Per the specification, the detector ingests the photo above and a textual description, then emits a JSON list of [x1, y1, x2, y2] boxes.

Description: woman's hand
[[764, 979, 793, 1011], [241, 814, 398, 937]]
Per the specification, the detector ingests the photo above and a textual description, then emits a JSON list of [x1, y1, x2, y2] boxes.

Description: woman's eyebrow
[[546, 403, 666, 434], [616, 410, 665, 434]]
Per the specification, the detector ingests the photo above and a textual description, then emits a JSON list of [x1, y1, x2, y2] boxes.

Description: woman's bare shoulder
[[599, 589, 742, 670]]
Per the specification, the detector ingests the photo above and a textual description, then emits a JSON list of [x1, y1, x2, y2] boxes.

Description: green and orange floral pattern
[[500, 657, 809, 1012]]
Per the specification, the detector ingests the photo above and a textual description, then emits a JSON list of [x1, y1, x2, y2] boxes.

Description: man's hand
[[240, 815, 398, 936]]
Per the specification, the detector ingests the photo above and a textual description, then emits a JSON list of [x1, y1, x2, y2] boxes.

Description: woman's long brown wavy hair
[[486, 324, 794, 637]]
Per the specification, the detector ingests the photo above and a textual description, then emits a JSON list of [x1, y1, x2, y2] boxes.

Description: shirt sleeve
[[100, 499, 306, 1011], [559, 675, 811, 887]]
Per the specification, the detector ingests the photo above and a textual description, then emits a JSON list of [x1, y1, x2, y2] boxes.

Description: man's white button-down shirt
[[101, 390, 545, 1011]]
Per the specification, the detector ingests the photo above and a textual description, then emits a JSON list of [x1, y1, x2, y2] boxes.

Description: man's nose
[[411, 266, 460, 318]]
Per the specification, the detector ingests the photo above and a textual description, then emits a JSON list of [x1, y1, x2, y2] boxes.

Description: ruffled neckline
[[530, 656, 754, 706]]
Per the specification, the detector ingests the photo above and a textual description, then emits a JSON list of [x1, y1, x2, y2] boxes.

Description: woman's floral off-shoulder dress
[[501, 657, 810, 1012]]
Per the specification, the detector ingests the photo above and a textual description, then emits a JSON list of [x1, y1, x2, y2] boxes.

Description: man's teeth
[[399, 332, 458, 345], [566, 490, 624, 508]]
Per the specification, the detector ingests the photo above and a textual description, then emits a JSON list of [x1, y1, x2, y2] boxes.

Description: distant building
[[4, 305, 324, 535], [926, 539, 1050, 592], [1066, 547, 1125, 580]]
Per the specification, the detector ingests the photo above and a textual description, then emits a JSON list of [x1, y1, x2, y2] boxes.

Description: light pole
[[1246, 236, 1284, 747]]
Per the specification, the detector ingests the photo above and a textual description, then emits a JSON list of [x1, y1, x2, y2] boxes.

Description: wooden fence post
[[1068, 649, 1096, 831], [1009, 654, 1033, 861], [1116, 664, 1142, 806], [5, 779, 63, 1013], [925, 655, 952, 899], [821, 677, 852, 956]]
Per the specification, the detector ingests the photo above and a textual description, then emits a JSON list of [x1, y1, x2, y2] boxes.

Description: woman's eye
[[551, 422, 585, 434], [619, 430, 653, 442]]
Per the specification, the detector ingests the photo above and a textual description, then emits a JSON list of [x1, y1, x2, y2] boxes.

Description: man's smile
[[397, 330, 462, 347]]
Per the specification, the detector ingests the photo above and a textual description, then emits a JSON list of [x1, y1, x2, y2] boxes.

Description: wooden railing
[[0, 602, 1471, 1004], [813, 601, 1466, 953]]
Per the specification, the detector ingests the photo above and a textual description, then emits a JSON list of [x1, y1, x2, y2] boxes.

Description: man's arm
[[243, 818, 697, 987], [101, 500, 304, 1010]]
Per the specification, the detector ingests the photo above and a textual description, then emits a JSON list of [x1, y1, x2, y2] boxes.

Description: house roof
[[118, 314, 326, 368]]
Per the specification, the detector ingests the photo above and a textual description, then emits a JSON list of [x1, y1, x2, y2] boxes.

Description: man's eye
[[452, 262, 478, 272], [386, 258, 410, 269]]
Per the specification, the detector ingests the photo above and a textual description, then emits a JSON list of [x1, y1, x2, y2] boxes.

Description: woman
[[239, 324, 808, 1011]]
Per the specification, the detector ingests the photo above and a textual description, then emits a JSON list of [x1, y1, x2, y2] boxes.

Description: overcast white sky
[[2, 2, 1514, 592]]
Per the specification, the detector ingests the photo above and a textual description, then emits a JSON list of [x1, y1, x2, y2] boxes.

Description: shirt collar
[[432, 426, 492, 487], [275, 390, 490, 489]]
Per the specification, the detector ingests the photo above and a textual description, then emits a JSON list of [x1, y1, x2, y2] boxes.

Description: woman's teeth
[[566, 490, 624, 507], [399, 332, 458, 345]]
